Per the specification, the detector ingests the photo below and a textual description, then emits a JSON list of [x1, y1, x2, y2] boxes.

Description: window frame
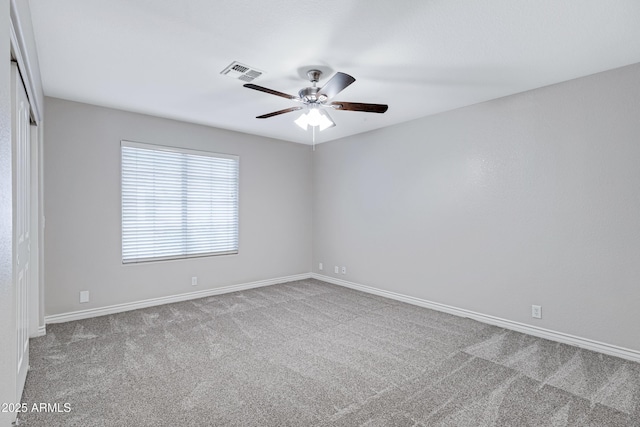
[[120, 140, 240, 264]]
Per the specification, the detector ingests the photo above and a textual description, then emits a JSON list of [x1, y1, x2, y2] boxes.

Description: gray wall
[[313, 63, 640, 352], [1, 0, 14, 423], [44, 98, 312, 316]]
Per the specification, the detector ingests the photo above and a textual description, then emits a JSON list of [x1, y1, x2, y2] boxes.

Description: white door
[[12, 63, 31, 402]]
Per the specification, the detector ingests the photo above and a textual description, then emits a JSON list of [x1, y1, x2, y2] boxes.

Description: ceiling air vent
[[220, 61, 263, 82]]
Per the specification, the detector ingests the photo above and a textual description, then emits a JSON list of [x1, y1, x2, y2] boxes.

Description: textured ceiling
[[28, 0, 640, 145]]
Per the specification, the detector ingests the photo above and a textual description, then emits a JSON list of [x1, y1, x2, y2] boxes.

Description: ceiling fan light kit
[[244, 69, 388, 133], [295, 106, 335, 131]]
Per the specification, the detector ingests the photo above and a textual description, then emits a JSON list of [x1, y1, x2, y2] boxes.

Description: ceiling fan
[[243, 69, 388, 131]]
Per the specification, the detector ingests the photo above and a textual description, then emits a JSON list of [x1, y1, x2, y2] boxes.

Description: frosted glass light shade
[[295, 107, 335, 131]]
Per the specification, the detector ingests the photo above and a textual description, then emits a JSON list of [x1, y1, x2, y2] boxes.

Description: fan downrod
[[299, 70, 326, 103]]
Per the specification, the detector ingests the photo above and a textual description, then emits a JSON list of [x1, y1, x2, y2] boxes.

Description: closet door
[[12, 62, 31, 402]]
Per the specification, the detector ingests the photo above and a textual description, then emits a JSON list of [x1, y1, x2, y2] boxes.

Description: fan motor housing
[[298, 87, 327, 104]]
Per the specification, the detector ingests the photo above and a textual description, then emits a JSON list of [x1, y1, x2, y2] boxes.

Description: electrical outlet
[[79, 291, 89, 303], [319, 262, 323, 271], [334, 266, 339, 274], [532, 305, 542, 319], [341, 266, 347, 275], [191, 276, 198, 286]]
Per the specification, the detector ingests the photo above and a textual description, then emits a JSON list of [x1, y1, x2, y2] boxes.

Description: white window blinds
[[121, 141, 239, 264]]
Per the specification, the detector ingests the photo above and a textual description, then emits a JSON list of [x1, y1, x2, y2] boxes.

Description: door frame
[[10, 1, 45, 338], [2, 3, 45, 424]]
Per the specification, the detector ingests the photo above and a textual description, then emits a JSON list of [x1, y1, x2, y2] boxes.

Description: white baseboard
[[42, 271, 640, 363], [44, 273, 312, 324], [29, 325, 46, 338], [312, 273, 640, 363]]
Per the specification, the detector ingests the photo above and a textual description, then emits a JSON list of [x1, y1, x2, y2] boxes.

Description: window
[[121, 141, 239, 263]]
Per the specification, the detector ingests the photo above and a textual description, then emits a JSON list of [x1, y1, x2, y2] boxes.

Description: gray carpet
[[20, 279, 640, 426]]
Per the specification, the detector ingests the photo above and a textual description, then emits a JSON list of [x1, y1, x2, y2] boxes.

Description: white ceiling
[[28, 0, 640, 145]]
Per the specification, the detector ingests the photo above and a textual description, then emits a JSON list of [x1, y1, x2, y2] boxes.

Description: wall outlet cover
[[80, 291, 89, 303], [532, 305, 542, 319]]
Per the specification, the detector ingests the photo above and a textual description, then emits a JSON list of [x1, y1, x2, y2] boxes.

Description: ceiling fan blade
[[256, 106, 304, 119], [317, 72, 356, 100], [244, 83, 299, 100], [329, 102, 389, 113]]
